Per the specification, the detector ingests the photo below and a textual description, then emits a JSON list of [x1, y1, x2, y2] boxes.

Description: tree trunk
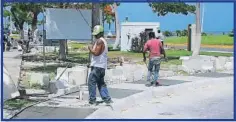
[[31, 12, 38, 32], [92, 3, 101, 29], [58, 3, 67, 60], [20, 29, 24, 39], [66, 40, 68, 55], [113, 3, 120, 49], [192, 3, 201, 56], [59, 40, 66, 60]]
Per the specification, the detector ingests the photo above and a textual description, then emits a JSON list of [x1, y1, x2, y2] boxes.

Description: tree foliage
[[149, 3, 196, 16]]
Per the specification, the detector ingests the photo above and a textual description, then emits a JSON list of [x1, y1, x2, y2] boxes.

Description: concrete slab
[[14, 106, 96, 119], [131, 79, 191, 86], [69, 88, 142, 99]]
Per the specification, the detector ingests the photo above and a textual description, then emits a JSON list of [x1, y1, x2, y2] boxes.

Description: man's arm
[[160, 41, 166, 58], [88, 39, 105, 56], [143, 41, 149, 62]]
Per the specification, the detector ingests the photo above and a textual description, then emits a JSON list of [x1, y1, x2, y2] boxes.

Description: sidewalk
[[11, 71, 233, 119], [3, 50, 22, 84]]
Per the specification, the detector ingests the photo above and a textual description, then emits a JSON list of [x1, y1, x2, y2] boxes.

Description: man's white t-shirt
[[157, 33, 164, 42]]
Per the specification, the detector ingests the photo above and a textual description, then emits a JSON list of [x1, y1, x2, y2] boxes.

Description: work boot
[[89, 100, 96, 105], [104, 99, 113, 105], [154, 81, 161, 87]]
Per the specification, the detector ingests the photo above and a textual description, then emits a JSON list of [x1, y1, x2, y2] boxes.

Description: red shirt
[[143, 38, 163, 58]]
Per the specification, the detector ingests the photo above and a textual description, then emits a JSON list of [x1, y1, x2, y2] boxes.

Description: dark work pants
[[88, 66, 111, 102]]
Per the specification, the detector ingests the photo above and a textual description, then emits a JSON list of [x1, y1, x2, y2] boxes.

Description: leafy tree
[[228, 29, 234, 37], [201, 32, 207, 36], [149, 3, 196, 16], [163, 31, 173, 37], [181, 29, 188, 36], [176, 30, 181, 37], [6, 3, 32, 39]]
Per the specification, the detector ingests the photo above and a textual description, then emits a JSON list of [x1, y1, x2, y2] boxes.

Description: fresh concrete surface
[[87, 76, 233, 119]]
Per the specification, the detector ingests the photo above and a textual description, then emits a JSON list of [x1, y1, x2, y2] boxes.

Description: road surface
[[118, 77, 234, 119]]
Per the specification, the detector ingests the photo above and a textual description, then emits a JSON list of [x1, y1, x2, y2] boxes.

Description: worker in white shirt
[[157, 30, 165, 46]]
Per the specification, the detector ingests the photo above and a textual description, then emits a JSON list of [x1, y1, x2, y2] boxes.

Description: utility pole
[[192, 3, 201, 56], [92, 3, 100, 32], [86, 3, 100, 85]]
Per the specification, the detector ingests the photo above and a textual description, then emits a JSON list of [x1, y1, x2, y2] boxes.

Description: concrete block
[[56, 67, 71, 81], [26, 72, 50, 86], [112, 68, 123, 76], [105, 70, 113, 83], [68, 68, 87, 86], [224, 62, 233, 70], [182, 56, 215, 73], [215, 56, 228, 70], [48, 80, 69, 94]]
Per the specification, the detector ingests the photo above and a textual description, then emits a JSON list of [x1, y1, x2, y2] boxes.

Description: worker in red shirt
[[143, 32, 166, 87]]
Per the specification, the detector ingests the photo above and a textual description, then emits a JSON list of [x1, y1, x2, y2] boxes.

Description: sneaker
[[145, 82, 154, 87], [89, 100, 96, 105], [154, 81, 161, 87], [104, 99, 113, 105]]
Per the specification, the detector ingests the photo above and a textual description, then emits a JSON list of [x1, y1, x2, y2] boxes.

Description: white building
[[120, 22, 160, 51]]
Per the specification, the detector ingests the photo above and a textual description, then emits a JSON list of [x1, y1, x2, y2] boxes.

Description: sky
[[103, 3, 234, 33], [6, 2, 234, 33]]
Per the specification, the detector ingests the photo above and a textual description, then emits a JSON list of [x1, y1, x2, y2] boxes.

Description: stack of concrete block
[[46, 66, 88, 95], [56, 66, 88, 86], [181, 55, 234, 74], [181, 56, 216, 74], [104, 64, 148, 85], [68, 66, 88, 86]]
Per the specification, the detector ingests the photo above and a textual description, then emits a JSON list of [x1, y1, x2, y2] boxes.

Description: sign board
[[45, 8, 102, 40]]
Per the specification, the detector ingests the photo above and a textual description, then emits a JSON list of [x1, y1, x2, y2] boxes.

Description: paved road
[[118, 77, 234, 119]]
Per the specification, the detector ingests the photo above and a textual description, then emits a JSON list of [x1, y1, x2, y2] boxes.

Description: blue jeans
[[147, 57, 161, 83], [88, 67, 111, 102]]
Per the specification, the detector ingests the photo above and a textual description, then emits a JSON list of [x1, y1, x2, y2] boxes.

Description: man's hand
[[88, 40, 104, 56], [143, 57, 146, 62]]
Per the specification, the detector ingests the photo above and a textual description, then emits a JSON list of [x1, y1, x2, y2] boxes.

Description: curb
[[85, 76, 233, 119]]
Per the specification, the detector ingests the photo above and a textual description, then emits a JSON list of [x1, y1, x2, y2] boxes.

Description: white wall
[[121, 22, 160, 51]]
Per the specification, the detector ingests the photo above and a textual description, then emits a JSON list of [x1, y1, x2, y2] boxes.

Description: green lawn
[[4, 99, 36, 109], [68, 42, 87, 49], [107, 50, 232, 58], [165, 35, 233, 45]]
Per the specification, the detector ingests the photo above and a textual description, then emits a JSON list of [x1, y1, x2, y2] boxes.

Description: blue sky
[[34, 2, 234, 33], [103, 3, 234, 33]]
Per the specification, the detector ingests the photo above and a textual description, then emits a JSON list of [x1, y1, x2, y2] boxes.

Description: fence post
[[187, 24, 192, 51]]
